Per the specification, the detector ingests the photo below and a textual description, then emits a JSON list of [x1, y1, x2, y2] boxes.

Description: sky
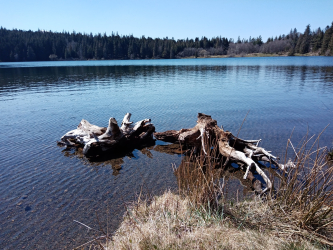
[[1, 0, 332, 41]]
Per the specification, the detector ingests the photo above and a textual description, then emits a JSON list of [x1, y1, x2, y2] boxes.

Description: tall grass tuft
[[170, 133, 333, 246], [173, 140, 224, 208], [274, 133, 333, 245]]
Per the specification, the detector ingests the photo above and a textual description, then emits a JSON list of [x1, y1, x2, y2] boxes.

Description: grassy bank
[[106, 191, 325, 250], [82, 137, 333, 249]]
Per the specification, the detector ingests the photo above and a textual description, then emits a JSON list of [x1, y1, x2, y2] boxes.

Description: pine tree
[[26, 46, 36, 61], [328, 33, 333, 56], [153, 41, 158, 58], [299, 25, 311, 54], [311, 28, 323, 52], [295, 34, 303, 53], [10, 51, 14, 61], [321, 23, 333, 55], [127, 42, 133, 59], [256, 36, 263, 46]]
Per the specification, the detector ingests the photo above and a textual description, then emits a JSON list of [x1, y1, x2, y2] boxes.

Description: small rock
[[113, 165, 122, 170]]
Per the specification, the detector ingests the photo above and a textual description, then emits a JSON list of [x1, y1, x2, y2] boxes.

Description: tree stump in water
[[58, 113, 155, 157], [154, 113, 293, 194]]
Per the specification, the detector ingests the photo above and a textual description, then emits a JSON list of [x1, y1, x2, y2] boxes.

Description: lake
[[1, 57, 333, 249]]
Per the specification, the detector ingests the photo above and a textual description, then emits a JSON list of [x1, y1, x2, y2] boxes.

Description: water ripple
[[0, 58, 333, 249]]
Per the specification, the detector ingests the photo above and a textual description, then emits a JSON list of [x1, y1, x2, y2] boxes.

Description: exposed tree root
[[154, 113, 292, 194]]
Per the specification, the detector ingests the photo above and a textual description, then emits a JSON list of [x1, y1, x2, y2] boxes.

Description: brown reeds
[[327, 147, 333, 163], [273, 132, 333, 245], [173, 139, 224, 208], [167, 131, 333, 247]]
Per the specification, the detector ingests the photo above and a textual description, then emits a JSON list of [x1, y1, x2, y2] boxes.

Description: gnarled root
[[154, 113, 291, 194]]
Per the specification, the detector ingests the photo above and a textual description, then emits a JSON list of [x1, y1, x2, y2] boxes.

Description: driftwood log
[[154, 113, 293, 194], [58, 113, 155, 157]]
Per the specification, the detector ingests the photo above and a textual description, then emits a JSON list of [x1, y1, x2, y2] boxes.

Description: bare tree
[[259, 39, 291, 54]]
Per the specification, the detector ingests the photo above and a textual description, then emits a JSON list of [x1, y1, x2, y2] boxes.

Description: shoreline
[[105, 146, 333, 249], [181, 52, 322, 59], [0, 53, 327, 63]]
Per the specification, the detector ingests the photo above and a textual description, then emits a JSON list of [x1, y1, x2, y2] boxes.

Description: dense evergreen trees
[[0, 22, 333, 62]]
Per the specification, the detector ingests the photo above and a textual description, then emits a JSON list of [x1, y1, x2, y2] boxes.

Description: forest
[[0, 22, 333, 62]]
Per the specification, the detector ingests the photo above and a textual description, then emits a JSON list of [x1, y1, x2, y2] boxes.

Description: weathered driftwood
[[58, 113, 155, 157], [154, 113, 293, 194]]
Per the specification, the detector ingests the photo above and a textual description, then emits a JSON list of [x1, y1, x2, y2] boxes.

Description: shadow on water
[[60, 138, 157, 175], [60, 139, 193, 171], [60, 139, 274, 201]]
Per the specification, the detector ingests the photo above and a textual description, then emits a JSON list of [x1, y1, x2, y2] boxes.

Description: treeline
[[0, 22, 333, 62], [228, 24, 333, 56]]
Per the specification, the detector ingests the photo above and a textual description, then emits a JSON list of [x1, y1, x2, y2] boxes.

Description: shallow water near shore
[[0, 57, 333, 249]]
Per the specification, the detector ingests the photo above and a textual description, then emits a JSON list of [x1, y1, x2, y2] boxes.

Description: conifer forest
[[0, 22, 333, 62]]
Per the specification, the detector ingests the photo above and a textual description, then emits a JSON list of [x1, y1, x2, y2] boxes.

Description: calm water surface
[[1, 57, 333, 249]]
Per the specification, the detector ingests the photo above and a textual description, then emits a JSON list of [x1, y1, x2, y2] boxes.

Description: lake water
[[1, 57, 333, 249]]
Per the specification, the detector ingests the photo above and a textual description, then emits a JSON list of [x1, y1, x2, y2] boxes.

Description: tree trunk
[[58, 113, 155, 157]]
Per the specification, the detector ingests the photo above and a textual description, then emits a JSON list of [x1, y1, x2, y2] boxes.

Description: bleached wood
[[155, 113, 285, 194], [59, 114, 155, 156], [120, 113, 133, 135]]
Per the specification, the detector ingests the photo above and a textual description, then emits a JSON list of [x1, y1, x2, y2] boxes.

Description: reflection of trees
[[2, 65, 333, 99]]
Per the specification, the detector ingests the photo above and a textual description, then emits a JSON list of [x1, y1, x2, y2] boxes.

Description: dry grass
[[65, 129, 332, 250], [271, 133, 333, 245], [327, 147, 333, 163], [174, 143, 223, 207], [101, 134, 333, 249], [106, 191, 321, 250]]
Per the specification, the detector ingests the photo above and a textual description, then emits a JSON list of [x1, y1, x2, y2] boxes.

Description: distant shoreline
[[181, 52, 322, 59], [1, 53, 327, 63], [2, 22, 332, 62]]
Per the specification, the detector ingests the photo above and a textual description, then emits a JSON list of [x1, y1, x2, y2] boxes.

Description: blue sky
[[1, 0, 332, 41]]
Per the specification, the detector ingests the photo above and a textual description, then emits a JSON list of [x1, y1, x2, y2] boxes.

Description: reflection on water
[[0, 57, 333, 249], [60, 138, 157, 176], [61, 140, 192, 177], [1, 64, 333, 97]]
